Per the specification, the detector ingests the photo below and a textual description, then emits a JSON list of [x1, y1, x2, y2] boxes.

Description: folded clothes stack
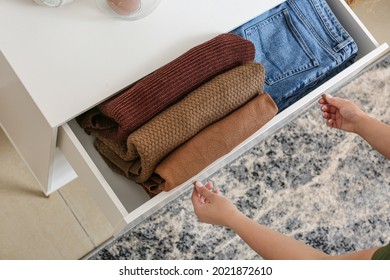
[[94, 63, 270, 195], [231, 0, 358, 112], [93, 62, 266, 182], [78, 34, 278, 197]]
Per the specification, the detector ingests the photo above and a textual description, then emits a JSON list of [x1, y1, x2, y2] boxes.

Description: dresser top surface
[[0, 0, 284, 127]]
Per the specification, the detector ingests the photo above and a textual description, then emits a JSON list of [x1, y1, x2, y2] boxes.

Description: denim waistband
[[230, 0, 358, 111]]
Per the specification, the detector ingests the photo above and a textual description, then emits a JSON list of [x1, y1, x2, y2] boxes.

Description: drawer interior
[[327, 0, 378, 58], [68, 119, 151, 212], [62, 0, 388, 235]]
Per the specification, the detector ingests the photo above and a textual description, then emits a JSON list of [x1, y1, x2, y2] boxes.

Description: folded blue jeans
[[231, 0, 358, 111]]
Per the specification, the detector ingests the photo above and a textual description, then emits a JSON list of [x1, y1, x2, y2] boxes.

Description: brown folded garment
[[93, 62, 266, 184], [78, 33, 255, 141], [89, 143, 159, 198], [142, 93, 278, 195]]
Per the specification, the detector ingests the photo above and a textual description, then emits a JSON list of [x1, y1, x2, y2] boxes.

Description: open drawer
[[57, 0, 388, 238]]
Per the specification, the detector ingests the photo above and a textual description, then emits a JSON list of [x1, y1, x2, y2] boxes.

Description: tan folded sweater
[[93, 62, 265, 184], [141, 93, 278, 195]]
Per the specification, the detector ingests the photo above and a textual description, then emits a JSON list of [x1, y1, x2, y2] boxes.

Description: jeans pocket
[[244, 9, 319, 85]]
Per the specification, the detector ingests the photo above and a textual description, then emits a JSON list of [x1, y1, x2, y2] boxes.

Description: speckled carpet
[[90, 53, 390, 260]]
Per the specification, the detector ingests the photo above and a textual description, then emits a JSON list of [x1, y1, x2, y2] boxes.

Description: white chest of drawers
[[0, 0, 388, 237]]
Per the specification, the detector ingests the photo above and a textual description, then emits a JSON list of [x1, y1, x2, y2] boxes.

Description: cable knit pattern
[[78, 33, 255, 140], [93, 62, 265, 184]]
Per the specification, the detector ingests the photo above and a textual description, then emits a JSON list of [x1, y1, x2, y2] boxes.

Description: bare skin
[[320, 94, 390, 160], [191, 94, 390, 259]]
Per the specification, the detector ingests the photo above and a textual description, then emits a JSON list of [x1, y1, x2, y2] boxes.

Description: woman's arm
[[229, 211, 379, 260], [192, 182, 379, 260], [353, 114, 390, 160]]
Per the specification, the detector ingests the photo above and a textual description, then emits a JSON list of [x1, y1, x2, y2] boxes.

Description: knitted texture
[[141, 93, 278, 195], [92, 62, 265, 184], [78, 33, 255, 141]]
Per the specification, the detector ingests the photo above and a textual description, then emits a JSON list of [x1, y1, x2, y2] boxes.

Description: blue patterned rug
[[90, 53, 390, 260]]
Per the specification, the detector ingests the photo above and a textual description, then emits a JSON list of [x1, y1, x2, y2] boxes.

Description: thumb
[[326, 95, 347, 109]]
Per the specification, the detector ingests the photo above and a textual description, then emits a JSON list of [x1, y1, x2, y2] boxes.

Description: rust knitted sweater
[[77, 33, 255, 141]]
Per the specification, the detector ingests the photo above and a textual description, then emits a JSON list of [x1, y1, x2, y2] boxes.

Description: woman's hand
[[319, 93, 366, 133], [191, 181, 240, 228]]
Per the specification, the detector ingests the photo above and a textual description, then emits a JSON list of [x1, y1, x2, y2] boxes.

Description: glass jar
[[33, 0, 74, 7], [96, 0, 161, 20]]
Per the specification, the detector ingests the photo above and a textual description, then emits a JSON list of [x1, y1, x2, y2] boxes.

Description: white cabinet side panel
[[0, 51, 55, 194]]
